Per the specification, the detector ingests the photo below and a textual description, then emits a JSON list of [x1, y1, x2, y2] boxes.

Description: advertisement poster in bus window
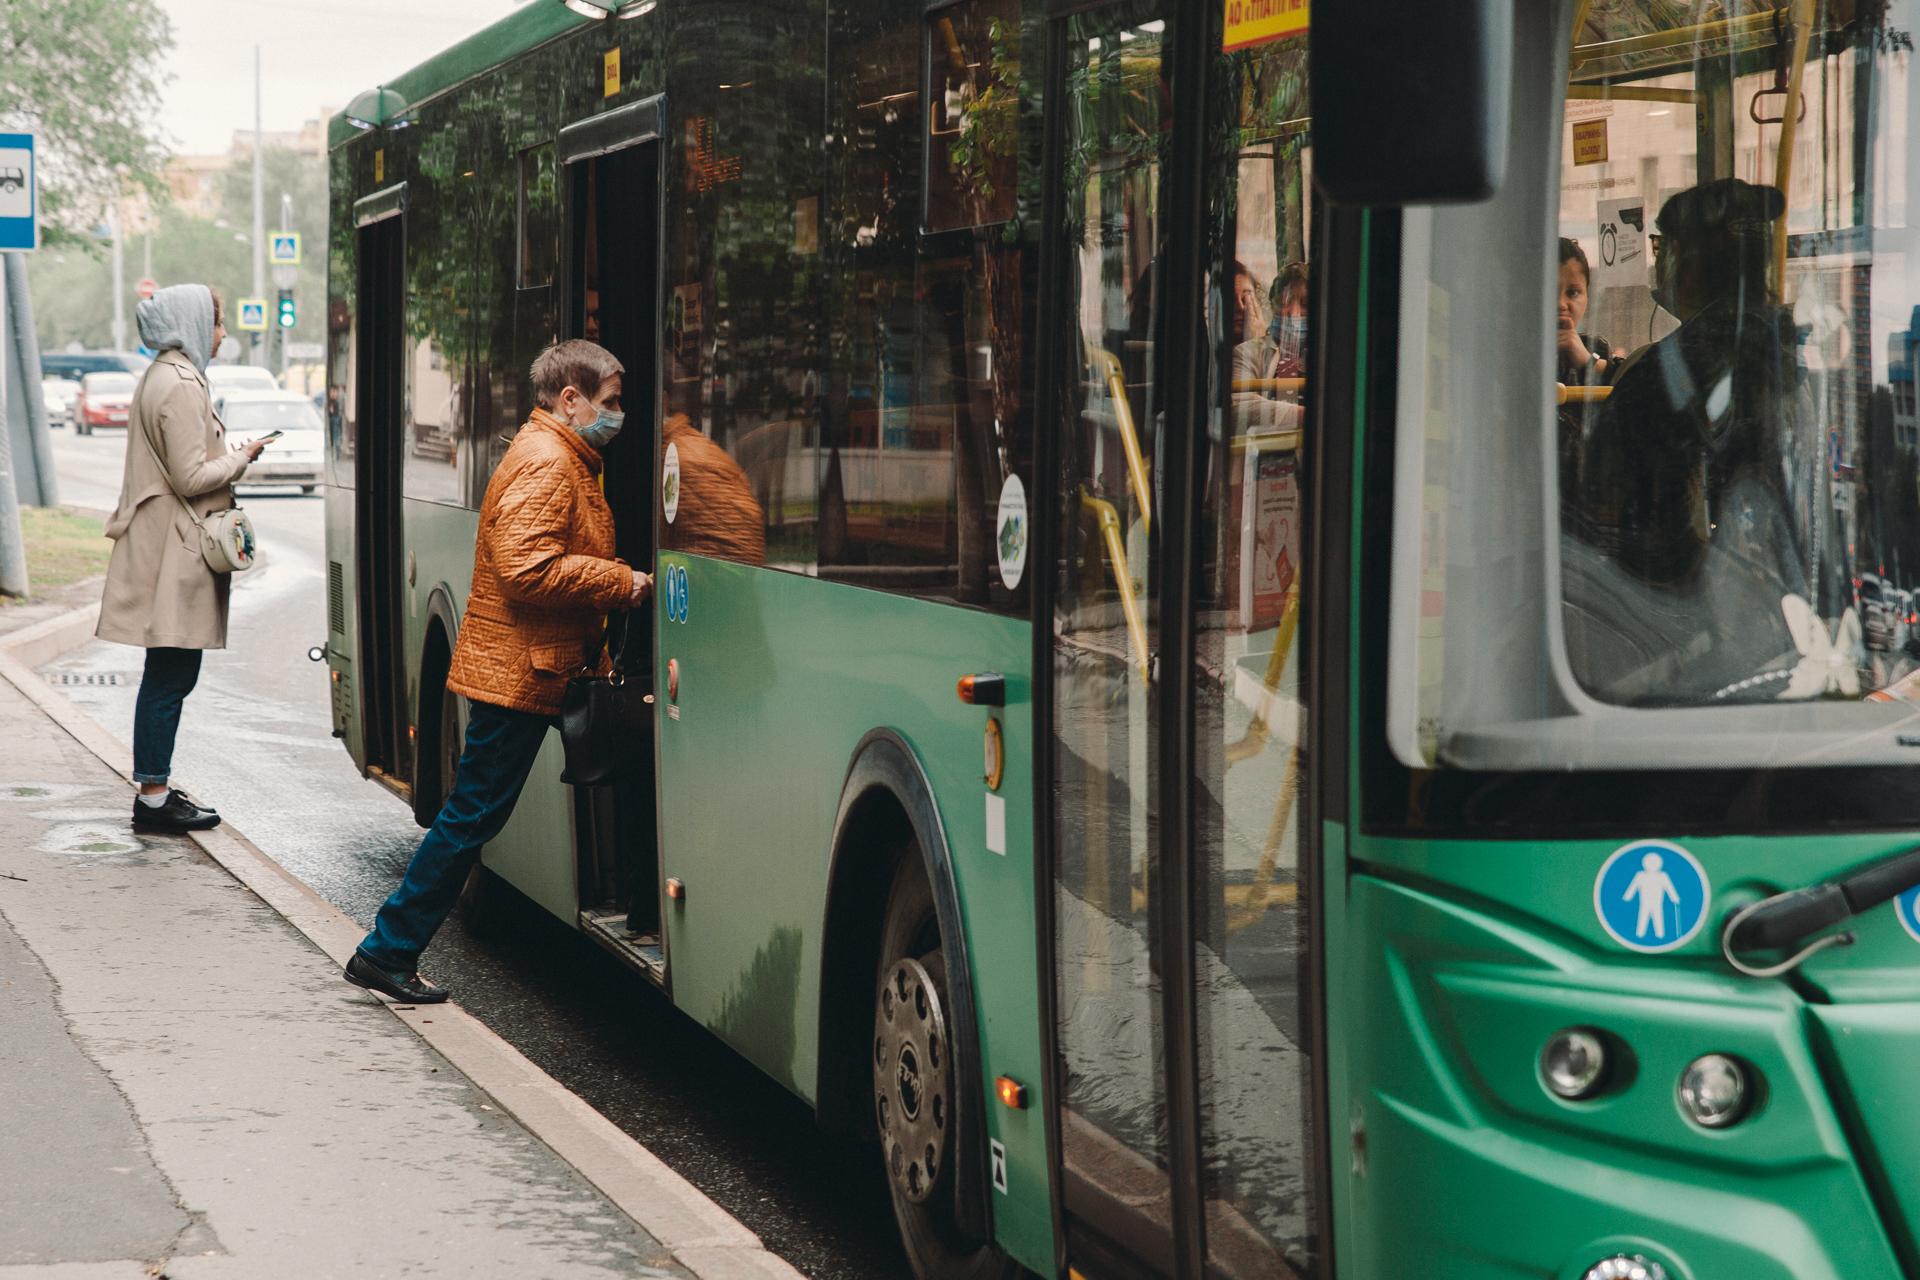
[[1593, 196, 1646, 293], [669, 285, 701, 386], [1239, 445, 1298, 632], [1224, 0, 1308, 51]]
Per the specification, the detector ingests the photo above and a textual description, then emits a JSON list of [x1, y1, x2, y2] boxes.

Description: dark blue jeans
[[358, 700, 554, 972], [132, 647, 204, 785]]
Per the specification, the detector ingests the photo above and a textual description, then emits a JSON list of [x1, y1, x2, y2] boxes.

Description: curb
[[0, 609, 806, 1280]]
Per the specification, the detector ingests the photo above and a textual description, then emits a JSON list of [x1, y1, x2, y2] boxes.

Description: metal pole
[[251, 44, 265, 364], [0, 256, 30, 597], [4, 254, 56, 506], [109, 207, 126, 351], [277, 191, 293, 377]]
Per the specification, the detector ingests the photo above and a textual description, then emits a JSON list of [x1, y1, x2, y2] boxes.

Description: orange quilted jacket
[[446, 410, 632, 715]]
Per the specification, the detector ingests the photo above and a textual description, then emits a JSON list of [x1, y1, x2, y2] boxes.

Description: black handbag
[[558, 612, 650, 787]]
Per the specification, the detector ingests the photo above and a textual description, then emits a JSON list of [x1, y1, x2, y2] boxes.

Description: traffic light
[[276, 288, 296, 329]]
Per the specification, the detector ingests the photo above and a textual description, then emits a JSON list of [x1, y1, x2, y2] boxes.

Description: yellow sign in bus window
[[1224, 0, 1308, 51], [603, 47, 621, 98], [1572, 118, 1608, 166]]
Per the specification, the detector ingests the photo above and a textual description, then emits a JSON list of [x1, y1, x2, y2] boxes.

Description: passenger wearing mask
[[1231, 261, 1308, 433], [346, 339, 651, 1003]]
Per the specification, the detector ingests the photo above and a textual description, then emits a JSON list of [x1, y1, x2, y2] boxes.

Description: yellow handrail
[[1089, 347, 1152, 535], [1556, 383, 1612, 405], [1230, 377, 1308, 395], [1080, 490, 1151, 685], [1772, 0, 1814, 292], [1572, 7, 1787, 68]]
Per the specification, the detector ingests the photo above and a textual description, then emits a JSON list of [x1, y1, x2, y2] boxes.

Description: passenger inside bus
[[1555, 237, 1615, 504], [1231, 261, 1307, 435], [1564, 178, 1848, 704]]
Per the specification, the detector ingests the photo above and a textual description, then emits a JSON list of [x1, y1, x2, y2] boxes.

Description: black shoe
[[343, 951, 449, 1004], [131, 789, 221, 832]]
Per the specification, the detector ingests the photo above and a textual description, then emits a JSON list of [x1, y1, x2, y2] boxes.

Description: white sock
[[137, 791, 169, 808]]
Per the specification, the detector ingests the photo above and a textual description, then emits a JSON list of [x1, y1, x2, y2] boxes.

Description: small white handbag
[[135, 409, 257, 574]]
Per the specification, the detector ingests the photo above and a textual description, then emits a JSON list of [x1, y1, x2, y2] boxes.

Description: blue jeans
[[358, 700, 553, 972], [132, 647, 204, 785]]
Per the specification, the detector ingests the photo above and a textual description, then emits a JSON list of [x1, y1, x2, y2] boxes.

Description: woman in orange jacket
[[346, 339, 650, 1004]]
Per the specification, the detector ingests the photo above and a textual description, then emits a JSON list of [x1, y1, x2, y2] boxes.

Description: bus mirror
[[1311, 0, 1512, 206]]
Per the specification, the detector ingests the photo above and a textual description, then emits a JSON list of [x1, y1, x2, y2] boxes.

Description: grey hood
[[135, 284, 216, 372]]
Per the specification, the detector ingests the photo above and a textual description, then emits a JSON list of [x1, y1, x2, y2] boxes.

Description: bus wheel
[[873, 855, 1020, 1280]]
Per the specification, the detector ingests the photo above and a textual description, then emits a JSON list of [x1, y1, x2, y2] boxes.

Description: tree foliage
[[0, 0, 174, 246]]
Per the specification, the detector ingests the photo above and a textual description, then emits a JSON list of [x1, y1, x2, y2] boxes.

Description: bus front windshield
[[1390, 0, 1920, 772]]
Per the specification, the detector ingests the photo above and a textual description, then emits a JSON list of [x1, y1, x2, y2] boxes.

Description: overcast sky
[[156, 0, 529, 155]]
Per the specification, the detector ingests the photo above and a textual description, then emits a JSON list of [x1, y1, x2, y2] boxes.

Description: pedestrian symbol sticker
[[1895, 884, 1920, 944], [1594, 840, 1710, 953]]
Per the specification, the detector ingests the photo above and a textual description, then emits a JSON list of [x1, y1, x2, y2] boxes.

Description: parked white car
[[220, 390, 324, 494], [206, 365, 279, 399], [41, 377, 79, 428]]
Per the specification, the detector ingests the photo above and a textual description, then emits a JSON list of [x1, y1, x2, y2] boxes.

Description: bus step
[[579, 906, 666, 987]]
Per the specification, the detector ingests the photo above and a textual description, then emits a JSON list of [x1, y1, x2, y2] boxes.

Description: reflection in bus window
[[815, 0, 1029, 606], [403, 333, 467, 508], [518, 143, 556, 291], [1197, 22, 1315, 1276], [923, 0, 1018, 233], [1050, 0, 1172, 1239]]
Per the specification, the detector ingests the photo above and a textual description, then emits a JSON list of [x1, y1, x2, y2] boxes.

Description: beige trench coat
[[96, 350, 252, 650]]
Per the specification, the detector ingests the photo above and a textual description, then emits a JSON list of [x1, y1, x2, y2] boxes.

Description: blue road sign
[[1896, 884, 1920, 944], [1594, 840, 1710, 953], [236, 298, 268, 332], [0, 133, 38, 252], [269, 232, 302, 266]]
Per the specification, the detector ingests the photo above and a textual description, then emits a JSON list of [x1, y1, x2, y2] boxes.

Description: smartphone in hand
[[253, 430, 284, 446]]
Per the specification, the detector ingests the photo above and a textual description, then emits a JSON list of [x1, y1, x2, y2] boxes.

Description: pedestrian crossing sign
[[269, 232, 302, 266], [236, 298, 268, 331]]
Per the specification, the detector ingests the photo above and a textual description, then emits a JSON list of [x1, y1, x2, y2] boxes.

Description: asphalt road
[[40, 425, 907, 1279]]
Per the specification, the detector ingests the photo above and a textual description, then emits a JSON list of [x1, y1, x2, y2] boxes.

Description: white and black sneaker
[[131, 789, 221, 833]]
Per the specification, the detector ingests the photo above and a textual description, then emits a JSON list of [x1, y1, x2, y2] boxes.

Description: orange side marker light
[[995, 1075, 1027, 1109]]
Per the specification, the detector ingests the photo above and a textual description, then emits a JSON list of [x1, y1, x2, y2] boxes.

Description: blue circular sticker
[[1895, 884, 1920, 944], [1593, 840, 1711, 953]]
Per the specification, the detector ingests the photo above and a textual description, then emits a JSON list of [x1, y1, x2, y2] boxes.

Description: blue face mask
[[573, 406, 625, 449], [1270, 314, 1309, 347]]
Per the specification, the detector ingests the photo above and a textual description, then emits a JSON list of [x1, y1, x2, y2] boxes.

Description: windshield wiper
[[1721, 846, 1920, 978]]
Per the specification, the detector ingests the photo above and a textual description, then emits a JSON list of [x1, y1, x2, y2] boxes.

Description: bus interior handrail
[[1088, 347, 1152, 536], [1079, 489, 1150, 686]]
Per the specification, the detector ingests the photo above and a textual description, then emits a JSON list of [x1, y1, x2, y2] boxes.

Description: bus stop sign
[[0, 133, 37, 252]]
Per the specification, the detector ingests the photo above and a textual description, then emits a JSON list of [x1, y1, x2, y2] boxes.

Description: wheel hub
[[873, 955, 948, 1204]]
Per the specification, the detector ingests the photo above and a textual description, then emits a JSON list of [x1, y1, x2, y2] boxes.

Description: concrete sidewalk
[[0, 614, 802, 1280]]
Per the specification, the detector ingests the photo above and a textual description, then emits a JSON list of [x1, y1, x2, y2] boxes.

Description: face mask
[[576, 407, 625, 449], [1270, 314, 1308, 345]]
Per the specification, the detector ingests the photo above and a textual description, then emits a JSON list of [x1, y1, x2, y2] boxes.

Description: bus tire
[[457, 862, 510, 938], [874, 852, 1022, 1280]]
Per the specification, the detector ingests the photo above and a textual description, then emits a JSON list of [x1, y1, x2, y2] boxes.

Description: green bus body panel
[[1336, 834, 1913, 1278], [655, 553, 1051, 1272]]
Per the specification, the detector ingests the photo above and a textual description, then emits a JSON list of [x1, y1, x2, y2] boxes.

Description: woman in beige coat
[[97, 285, 266, 833]]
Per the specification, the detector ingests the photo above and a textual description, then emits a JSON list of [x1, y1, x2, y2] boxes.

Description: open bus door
[[559, 100, 668, 985], [353, 188, 411, 793], [1037, 7, 1326, 1277]]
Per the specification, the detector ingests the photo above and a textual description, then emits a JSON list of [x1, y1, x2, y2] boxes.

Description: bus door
[[559, 101, 667, 982], [1040, 7, 1323, 1277], [353, 189, 411, 789]]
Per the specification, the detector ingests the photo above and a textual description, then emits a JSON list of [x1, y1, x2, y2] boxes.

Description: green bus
[[323, 0, 1920, 1275]]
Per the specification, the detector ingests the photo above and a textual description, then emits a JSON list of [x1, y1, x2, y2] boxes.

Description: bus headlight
[[1580, 1256, 1667, 1280], [1678, 1053, 1752, 1128], [1540, 1028, 1609, 1100]]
